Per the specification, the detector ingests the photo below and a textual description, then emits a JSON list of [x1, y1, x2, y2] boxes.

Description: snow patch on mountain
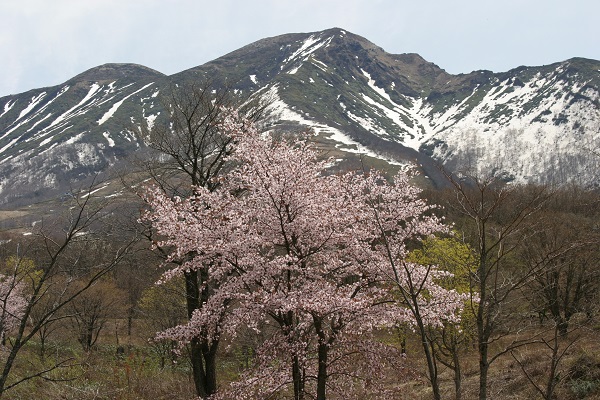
[[283, 34, 334, 75], [103, 132, 115, 147], [0, 100, 16, 119], [145, 113, 158, 130], [423, 72, 600, 185], [265, 85, 404, 166], [310, 58, 329, 72], [353, 69, 436, 149], [284, 35, 320, 64], [16, 92, 47, 122], [66, 132, 85, 144], [55, 84, 101, 126], [288, 65, 302, 75], [98, 100, 123, 125], [98, 82, 154, 125], [0, 137, 20, 155], [40, 135, 55, 147], [80, 182, 111, 198], [26, 113, 52, 133], [0, 89, 67, 144]]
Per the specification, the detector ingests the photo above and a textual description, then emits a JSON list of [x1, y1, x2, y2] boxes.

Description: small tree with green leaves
[[409, 235, 478, 400]]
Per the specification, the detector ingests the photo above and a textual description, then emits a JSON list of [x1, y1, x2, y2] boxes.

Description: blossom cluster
[[0, 274, 27, 342]]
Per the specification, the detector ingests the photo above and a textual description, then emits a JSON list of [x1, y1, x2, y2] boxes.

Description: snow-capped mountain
[[1, 28, 598, 207]]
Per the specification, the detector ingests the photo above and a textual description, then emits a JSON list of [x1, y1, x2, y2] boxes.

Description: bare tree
[[522, 187, 600, 336], [136, 80, 269, 196], [511, 322, 580, 400], [0, 183, 136, 396], [442, 171, 552, 400], [511, 187, 600, 399], [68, 278, 126, 351]]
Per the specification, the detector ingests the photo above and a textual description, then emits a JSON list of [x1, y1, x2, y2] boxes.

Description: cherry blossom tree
[[218, 134, 403, 400], [144, 125, 468, 399], [145, 132, 396, 399], [0, 266, 27, 346]]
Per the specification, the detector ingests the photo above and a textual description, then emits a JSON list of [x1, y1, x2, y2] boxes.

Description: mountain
[[1, 28, 598, 208]]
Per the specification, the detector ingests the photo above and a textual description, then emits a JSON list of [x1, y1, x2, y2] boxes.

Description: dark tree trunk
[[316, 341, 328, 400], [477, 233, 489, 400], [453, 346, 462, 400], [184, 268, 221, 398], [185, 270, 211, 398], [189, 336, 207, 398], [417, 321, 440, 400], [478, 332, 489, 400], [203, 340, 219, 396], [292, 354, 305, 400]]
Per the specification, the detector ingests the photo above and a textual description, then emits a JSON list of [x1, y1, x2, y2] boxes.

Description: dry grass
[[2, 319, 600, 399]]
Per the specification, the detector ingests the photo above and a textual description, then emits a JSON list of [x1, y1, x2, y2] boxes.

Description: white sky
[[1, 0, 598, 98]]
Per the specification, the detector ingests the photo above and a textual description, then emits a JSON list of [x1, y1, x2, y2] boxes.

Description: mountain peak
[[69, 63, 165, 84]]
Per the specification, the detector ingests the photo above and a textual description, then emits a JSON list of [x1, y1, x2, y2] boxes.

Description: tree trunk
[[317, 341, 328, 400], [185, 270, 208, 398], [184, 268, 221, 399], [544, 326, 561, 400], [412, 299, 441, 400], [478, 337, 489, 400], [203, 340, 219, 396], [418, 326, 441, 400], [557, 319, 569, 337], [127, 311, 133, 337], [0, 341, 23, 395], [190, 337, 207, 398], [292, 354, 305, 400], [453, 347, 462, 400], [477, 231, 489, 400]]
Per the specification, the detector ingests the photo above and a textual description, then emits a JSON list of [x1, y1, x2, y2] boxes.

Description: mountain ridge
[[0, 27, 598, 208]]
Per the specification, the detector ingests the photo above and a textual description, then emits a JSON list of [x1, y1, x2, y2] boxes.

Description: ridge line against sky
[[1, 0, 599, 98]]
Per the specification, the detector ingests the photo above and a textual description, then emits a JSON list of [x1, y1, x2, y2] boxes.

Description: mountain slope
[[0, 64, 167, 204], [0, 28, 598, 207]]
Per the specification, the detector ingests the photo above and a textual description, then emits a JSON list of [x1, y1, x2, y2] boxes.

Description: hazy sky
[[1, 0, 598, 97]]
